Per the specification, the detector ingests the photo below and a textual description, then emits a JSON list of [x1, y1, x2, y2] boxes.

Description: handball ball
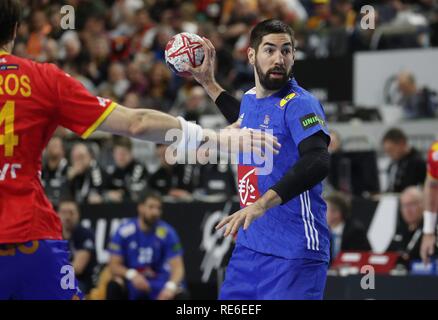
[[165, 32, 204, 77]]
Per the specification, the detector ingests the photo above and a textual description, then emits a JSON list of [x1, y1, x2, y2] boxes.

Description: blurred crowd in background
[[11, 0, 435, 205], [15, 0, 438, 108], [12, 1, 438, 295]]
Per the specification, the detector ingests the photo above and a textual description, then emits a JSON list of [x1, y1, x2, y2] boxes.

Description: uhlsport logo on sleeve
[[300, 113, 325, 130]]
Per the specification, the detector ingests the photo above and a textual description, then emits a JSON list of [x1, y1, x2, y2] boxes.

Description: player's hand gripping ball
[[165, 32, 204, 77]]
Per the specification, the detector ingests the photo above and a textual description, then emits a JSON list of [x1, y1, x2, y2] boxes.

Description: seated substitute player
[[58, 199, 97, 295], [0, 0, 279, 300], [420, 140, 438, 264], [186, 19, 331, 299], [107, 192, 187, 300]]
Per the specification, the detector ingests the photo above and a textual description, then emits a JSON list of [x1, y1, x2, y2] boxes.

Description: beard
[[48, 153, 61, 162], [255, 61, 293, 91], [142, 216, 158, 228]]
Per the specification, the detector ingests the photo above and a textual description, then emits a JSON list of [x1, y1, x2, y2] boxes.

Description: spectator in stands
[[143, 61, 175, 112], [148, 144, 198, 200], [387, 186, 433, 269], [128, 8, 156, 54], [26, 9, 51, 61], [58, 199, 97, 295], [84, 37, 111, 87], [219, 0, 258, 47], [397, 71, 438, 119], [97, 62, 130, 100], [431, 6, 438, 47], [42, 136, 69, 207], [106, 137, 148, 203], [201, 27, 234, 88], [107, 192, 187, 300], [67, 143, 108, 204], [328, 129, 342, 154], [122, 92, 142, 109], [327, 130, 351, 194], [126, 61, 148, 97], [327, 10, 350, 57], [196, 151, 237, 198], [382, 128, 427, 193], [325, 192, 371, 263], [170, 86, 218, 122]]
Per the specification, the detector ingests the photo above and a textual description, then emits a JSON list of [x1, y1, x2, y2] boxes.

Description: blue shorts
[[0, 240, 83, 300], [127, 274, 168, 300], [220, 244, 328, 300]]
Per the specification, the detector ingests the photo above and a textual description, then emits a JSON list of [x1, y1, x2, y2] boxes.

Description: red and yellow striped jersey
[[0, 51, 116, 243]]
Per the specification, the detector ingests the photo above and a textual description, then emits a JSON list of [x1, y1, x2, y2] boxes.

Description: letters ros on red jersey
[[0, 52, 116, 243]]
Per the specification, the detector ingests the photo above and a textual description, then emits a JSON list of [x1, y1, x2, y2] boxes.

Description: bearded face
[[252, 33, 294, 92]]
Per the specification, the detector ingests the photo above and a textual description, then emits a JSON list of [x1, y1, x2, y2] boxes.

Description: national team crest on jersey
[[0, 64, 19, 71], [260, 114, 271, 130], [97, 96, 111, 107], [238, 166, 260, 207]]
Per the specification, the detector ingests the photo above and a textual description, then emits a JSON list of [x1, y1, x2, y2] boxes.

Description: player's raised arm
[[50, 63, 280, 157], [183, 37, 241, 124], [420, 143, 438, 263], [420, 175, 438, 263], [96, 103, 280, 157], [97, 104, 181, 143]]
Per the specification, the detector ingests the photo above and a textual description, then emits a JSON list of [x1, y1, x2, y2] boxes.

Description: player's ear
[[248, 47, 255, 66], [14, 23, 19, 39]]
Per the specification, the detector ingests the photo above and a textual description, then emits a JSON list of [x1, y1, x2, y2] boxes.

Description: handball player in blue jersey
[[0, 0, 279, 300], [108, 192, 185, 300], [185, 19, 331, 300]]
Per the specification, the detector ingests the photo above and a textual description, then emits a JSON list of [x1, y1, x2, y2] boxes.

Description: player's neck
[[48, 157, 62, 170], [256, 87, 278, 99], [0, 42, 13, 54], [138, 217, 151, 232], [62, 228, 72, 240], [255, 77, 280, 99]]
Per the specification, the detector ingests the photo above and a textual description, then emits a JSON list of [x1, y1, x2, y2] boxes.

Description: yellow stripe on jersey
[[0, 51, 9, 56], [427, 172, 438, 181], [432, 142, 438, 152], [279, 93, 296, 108], [81, 102, 117, 139]]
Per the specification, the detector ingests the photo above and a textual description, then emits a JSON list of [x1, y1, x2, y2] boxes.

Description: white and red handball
[[165, 32, 204, 77]]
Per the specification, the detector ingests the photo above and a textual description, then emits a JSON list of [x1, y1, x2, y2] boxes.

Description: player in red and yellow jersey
[[0, 0, 278, 299], [420, 141, 438, 263]]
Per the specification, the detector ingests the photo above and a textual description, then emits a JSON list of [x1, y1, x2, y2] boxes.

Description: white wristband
[[164, 281, 178, 292], [125, 269, 139, 281], [423, 210, 437, 235], [176, 116, 204, 153]]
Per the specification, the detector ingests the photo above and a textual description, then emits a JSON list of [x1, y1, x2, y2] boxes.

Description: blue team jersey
[[236, 78, 330, 262], [108, 218, 183, 278]]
